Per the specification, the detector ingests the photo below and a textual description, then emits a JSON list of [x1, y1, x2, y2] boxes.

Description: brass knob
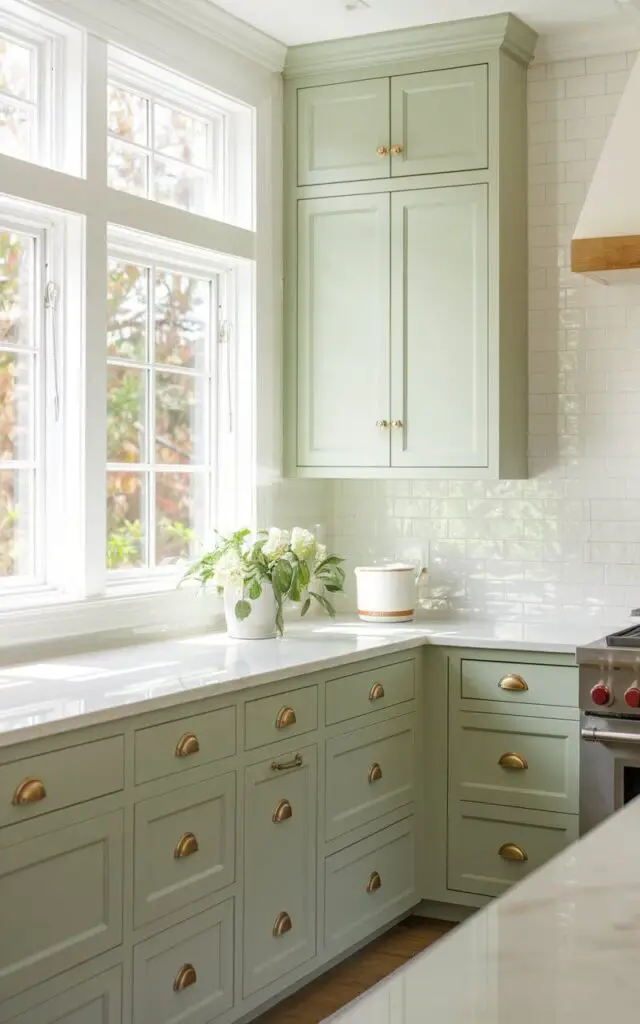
[[174, 832, 199, 859], [368, 762, 383, 783], [272, 799, 293, 824], [12, 778, 46, 806], [376, 145, 389, 156], [366, 871, 382, 893], [498, 752, 528, 771], [390, 420, 403, 429], [390, 144, 404, 155], [175, 732, 200, 757], [271, 753, 303, 772], [369, 682, 385, 701], [273, 911, 292, 937], [498, 674, 528, 692], [498, 842, 528, 863], [173, 963, 197, 992], [275, 706, 297, 729], [376, 419, 389, 428]]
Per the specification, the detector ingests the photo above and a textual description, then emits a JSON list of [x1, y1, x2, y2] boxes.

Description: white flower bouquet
[[183, 527, 345, 636]]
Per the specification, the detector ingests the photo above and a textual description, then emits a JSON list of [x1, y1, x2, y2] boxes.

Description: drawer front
[[134, 773, 235, 927], [133, 901, 234, 1024], [460, 659, 578, 709], [5, 967, 122, 1024], [0, 737, 124, 827], [325, 818, 417, 954], [0, 811, 124, 1000], [134, 705, 236, 785], [326, 658, 415, 726], [448, 801, 578, 898], [243, 746, 317, 996], [450, 711, 579, 814], [244, 686, 318, 750], [325, 715, 415, 841]]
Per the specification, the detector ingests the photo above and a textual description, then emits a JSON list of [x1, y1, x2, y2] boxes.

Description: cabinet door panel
[[7, 967, 122, 1024], [390, 184, 488, 469], [391, 65, 488, 177], [298, 79, 390, 185], [297, 194, 391, 468]]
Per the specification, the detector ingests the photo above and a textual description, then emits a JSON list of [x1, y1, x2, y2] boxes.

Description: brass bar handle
[[498, 842, 528, 863], [175, 732, 200, 757], [366, 871, 382, 893], [376, 145, 389, 156], [368, 762, 383, 783], [376, 419, 389, 429], [275, 706, 297, 729], [272, 799, 293, 823], [273, 911, 292, 937], [174, 832, 199, 859], [389, 144, 404, 155], [271, 754, 303, 772], [173, 963, 197, 992], [369, 682, 385, 701], [390, 420, 403, 429], [12, 778, 46, 806], [498, 752, 528, 771], [498, 674, 528, 692]]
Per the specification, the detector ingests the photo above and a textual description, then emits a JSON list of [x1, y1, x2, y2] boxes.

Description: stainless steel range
[[577, 623, 640, 834]]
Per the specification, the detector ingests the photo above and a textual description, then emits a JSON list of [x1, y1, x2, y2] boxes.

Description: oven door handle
[[581, 726, 640, 745]]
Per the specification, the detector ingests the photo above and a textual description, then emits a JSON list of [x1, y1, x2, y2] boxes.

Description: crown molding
[[535, 12, 640, 63], [284, 13, 538, 79]]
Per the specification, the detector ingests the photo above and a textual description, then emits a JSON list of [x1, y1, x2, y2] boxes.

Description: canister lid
[[354, 563, 415, 573]]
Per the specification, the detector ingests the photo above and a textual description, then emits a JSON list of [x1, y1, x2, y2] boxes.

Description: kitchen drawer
[[243, 745, 317, 996], [3, 966, 122, 1024], [134, 705, 236, 785], [133, 901, 234, 1024], [0, 737, 124, 827], [326, 658, 415, 726], [450, 711, 579, 814], [448, 801, 578, 898], [459, 659, 578, 709], [134, 773, 235, 927], [325, 818, 417, 954], [0, 811, 123, 1000], [244, 685, 318, 750], [325, 714, 415, 841]]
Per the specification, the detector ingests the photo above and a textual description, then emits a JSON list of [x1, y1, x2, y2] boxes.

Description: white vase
[[223, 582, 278, 639]]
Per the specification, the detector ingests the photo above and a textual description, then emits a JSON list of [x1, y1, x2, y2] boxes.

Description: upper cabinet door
[[390, 65, 488, 177], [390, 184, 488, 470], [297, 79, 390, 186], [297, 193, 391, 469]]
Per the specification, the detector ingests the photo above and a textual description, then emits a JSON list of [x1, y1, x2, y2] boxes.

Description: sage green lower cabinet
[[325, 658, 415, 726], [7, 967, 122, 1024]]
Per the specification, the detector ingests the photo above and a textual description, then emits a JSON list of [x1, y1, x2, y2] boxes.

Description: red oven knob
[[624, 686, 640, 709], [591, 682, 612, 706]]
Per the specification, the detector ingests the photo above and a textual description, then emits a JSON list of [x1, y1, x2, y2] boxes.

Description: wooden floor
[[254, 917, 454, 1024]]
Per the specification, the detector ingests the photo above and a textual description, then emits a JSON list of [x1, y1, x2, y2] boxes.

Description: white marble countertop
[[324, 799, 640, 1024], [0, 615, 603, 748]]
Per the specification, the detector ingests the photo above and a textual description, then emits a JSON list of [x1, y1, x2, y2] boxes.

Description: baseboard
[[413, 898, 478, 923]]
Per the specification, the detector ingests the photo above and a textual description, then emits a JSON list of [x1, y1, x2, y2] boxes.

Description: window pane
[[106, 471, 146, 569], [153, 156, 210, 214], [0, 229, 34, 348], [0, 100, 32, 161], [107, 260, 148, 360], [153, 103, 208, 167], [0, 468, 33, 577], [107, 84, 148, 145], [108, 138, 148, 197], [107, 365, 146, 463], [154, 270, 209, 369], [0, 351, 32, 460], [155, 371, 205, 465], [155, 471, 202, 566], [0, 36, 33, 101]]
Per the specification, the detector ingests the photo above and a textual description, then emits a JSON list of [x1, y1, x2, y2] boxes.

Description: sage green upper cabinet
[[390, 184, 488, 469], [297, 79, 390, 185], [390, 66, 488, 177]]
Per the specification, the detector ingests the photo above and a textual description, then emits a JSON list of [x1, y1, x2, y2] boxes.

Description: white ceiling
[[210, 0, 628, 47]]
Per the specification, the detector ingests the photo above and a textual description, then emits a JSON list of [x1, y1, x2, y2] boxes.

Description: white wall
[[331, 52, 640, 626]]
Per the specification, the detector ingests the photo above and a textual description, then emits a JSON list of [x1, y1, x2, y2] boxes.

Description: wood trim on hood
[[571, 235, 640, 274]]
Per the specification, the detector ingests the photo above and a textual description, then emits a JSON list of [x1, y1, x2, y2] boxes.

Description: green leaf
[[309, 590, 336, 618], [298, 562, 310, 588], [316, 555, 344, 570], [272, 558, 293, 599], [234, 599, 252, 621], [247, 579, 262, 601], [301, 597, 311, 617], [275, 597, 284, 637], [289, 565, 301, 603], [324, 583, 343, 593]]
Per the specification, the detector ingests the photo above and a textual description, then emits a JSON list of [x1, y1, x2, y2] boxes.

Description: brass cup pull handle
[[498, 674, 528, 692], [271, 753, 303, 772], [174, 832, 199, 859], [366, 871, 382, 893], [368, 762, 383, 784], [272, 799, 293, 824], [390, 144, 404, 155], [498, 752, 528, 771], [12, 778, 46, 806], [369, 682, 385, 701], [498, 842, 528, 863], [275, 706, 297, 729], [376, 145, 389, 156], [173, 963, 197, 992], [376, 419, 389, 428], [175, 732, 200, 758], [273, 911, 292, 937], [390, 420, 404, 429]]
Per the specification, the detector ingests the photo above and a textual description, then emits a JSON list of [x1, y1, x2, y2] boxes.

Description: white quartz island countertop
[[324, 799, 640, 1024], [0, 615, 605, 748]]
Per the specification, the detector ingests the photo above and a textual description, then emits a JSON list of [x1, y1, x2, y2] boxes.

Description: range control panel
[[580, 664, 640, 715]]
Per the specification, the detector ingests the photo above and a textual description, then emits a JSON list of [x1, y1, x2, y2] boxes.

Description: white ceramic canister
[[354, 563, 418, 623]]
